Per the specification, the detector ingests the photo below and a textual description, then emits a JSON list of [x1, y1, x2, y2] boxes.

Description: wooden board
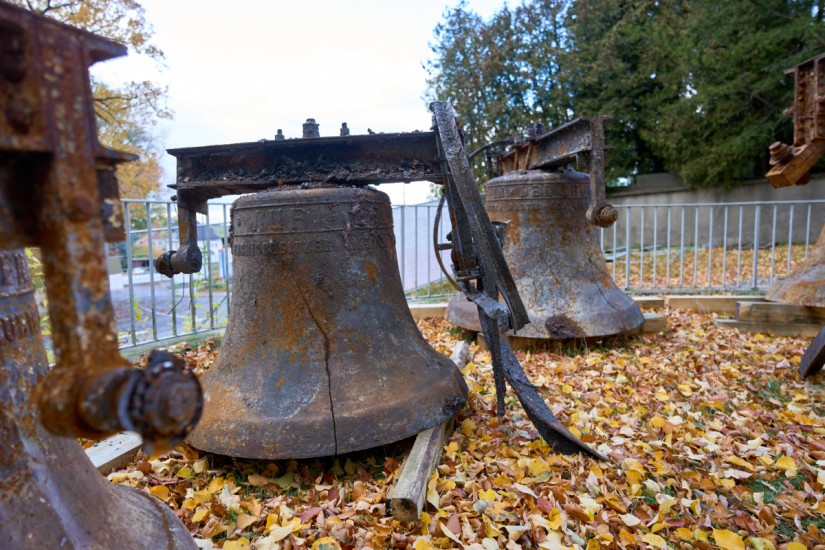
[[736, 301, 825, 325], [387, 420, 453, 522], [800, 326, 825, 378], [667, 295, 765, 315], [715, 319, 823, 338], [408, 303, 449, 321], [85, 432, 143, 474], [633, 296, 665, 310], [387, 341, 469, 522]]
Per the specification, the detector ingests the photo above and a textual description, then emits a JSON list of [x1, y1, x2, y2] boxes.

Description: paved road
[[111, 281, 229, 346]]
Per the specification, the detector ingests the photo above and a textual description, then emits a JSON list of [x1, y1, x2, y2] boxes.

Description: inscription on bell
[[487, 181, 588, 201], [0, 305, 39, 345], [0, 250, 32, 292], [232, 231, 391, 256]]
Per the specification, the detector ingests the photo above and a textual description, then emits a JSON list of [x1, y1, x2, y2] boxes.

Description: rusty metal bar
[[0, 2, 201, 445]]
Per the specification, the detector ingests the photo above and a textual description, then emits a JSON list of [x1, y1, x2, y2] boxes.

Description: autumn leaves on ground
[[111, 311, 824, 549]]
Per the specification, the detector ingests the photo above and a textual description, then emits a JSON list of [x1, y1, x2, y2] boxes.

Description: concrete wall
[[604, 173, 825, 249]]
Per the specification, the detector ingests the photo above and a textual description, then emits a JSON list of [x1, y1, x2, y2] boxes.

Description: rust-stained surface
[[0, 250, 196, 549], [431, 102, 605, 460], [766, 52, 825, 188], [447, 169, 643, 339], [168, 131, 443, 206], [188, 185, 467, 459], [497, 117, 617, 228], [0, 2, 201, 444]]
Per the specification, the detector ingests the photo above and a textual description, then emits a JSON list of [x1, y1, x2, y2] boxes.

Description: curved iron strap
[[432, 193, 461, 292]]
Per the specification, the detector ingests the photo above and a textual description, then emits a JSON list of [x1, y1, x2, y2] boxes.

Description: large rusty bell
[[189, 185, 468, 459], [447, 168, 643, 339], [0, 250, 195, 550]]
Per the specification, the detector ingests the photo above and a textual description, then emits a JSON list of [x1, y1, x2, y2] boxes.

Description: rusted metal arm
[[0, 3, 201, 446], [498, 117, 617, 228], [766, 53, 825, 188]]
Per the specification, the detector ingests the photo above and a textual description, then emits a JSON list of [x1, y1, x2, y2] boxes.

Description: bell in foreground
[[188, 185, 468, 459], [0, 250, 196, 549]]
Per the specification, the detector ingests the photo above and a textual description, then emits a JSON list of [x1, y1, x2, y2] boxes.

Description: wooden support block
[[800, 326, 825, 378], [715, 319, 823, 338], [666, 295, 765, 315], [735, 301, 825, 324], [633, 296, 665, 310], [387, 341, 467, 522], [640, 312, 667, 333], [85, 432, 142, 474], [408, 303, 448, 321], [387, 420, 452, 522]]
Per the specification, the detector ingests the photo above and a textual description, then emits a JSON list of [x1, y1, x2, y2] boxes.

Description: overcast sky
[[92, 0, 507, 205]]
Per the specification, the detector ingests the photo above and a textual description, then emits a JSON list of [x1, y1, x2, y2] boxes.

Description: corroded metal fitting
[[303, 118, 320, 138], [78, 351, 202, 446], [154, 244, 202, 277], [769, 141, 794, 166], [586, 202, 618, 228]]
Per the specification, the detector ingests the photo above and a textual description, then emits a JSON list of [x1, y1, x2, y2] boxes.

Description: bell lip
[[186, 384, 467, 460]]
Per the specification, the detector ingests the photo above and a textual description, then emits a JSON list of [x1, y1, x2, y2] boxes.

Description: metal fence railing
[[600, 199, 824, 294], [43, 197, 819, 351]]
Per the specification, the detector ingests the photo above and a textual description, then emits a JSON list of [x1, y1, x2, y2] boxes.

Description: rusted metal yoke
[[766, 53, 825, 188], [497, 117, 617, 228], [0, 2, 201, 446], [158, 106, 605, 459]]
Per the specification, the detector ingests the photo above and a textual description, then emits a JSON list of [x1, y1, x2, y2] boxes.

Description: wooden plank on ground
[[715, 319, 823, 338], [85, 432, 143, 474], [736, 301, 825, 324], [388, 341, 468, 522], [387, 420, 453, 522], [800, 326, 825, 378], [633, 296, 665, 309], [641, 312, 667, 333], [408, 303, 449, 321], [667, 295, 765, 315]]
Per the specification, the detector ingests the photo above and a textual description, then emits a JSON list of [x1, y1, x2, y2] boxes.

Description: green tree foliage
[[426, 0, 825, 187], [14, 0, 171, 198], [425, 0, 571, 178]]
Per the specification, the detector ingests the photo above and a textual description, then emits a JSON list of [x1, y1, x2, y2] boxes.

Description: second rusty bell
[[189, 185, 468, 459], [447, 168, 644, 339]]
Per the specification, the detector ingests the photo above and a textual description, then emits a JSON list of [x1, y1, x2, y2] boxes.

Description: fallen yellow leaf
[[641, 533, 667, 548], [712, 528, 744, 550], [223, 538, 249, 550], [149, 486, 170, 502]]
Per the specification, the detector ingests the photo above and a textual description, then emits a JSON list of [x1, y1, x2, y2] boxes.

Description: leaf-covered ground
[[109, 310, 825, 550]]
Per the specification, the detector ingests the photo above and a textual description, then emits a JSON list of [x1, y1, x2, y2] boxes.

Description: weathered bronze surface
[[0, 250, 196, 549], [448, 168, 643, 339], [0, 2, 201, 444], [188, 185, 467, 459]]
